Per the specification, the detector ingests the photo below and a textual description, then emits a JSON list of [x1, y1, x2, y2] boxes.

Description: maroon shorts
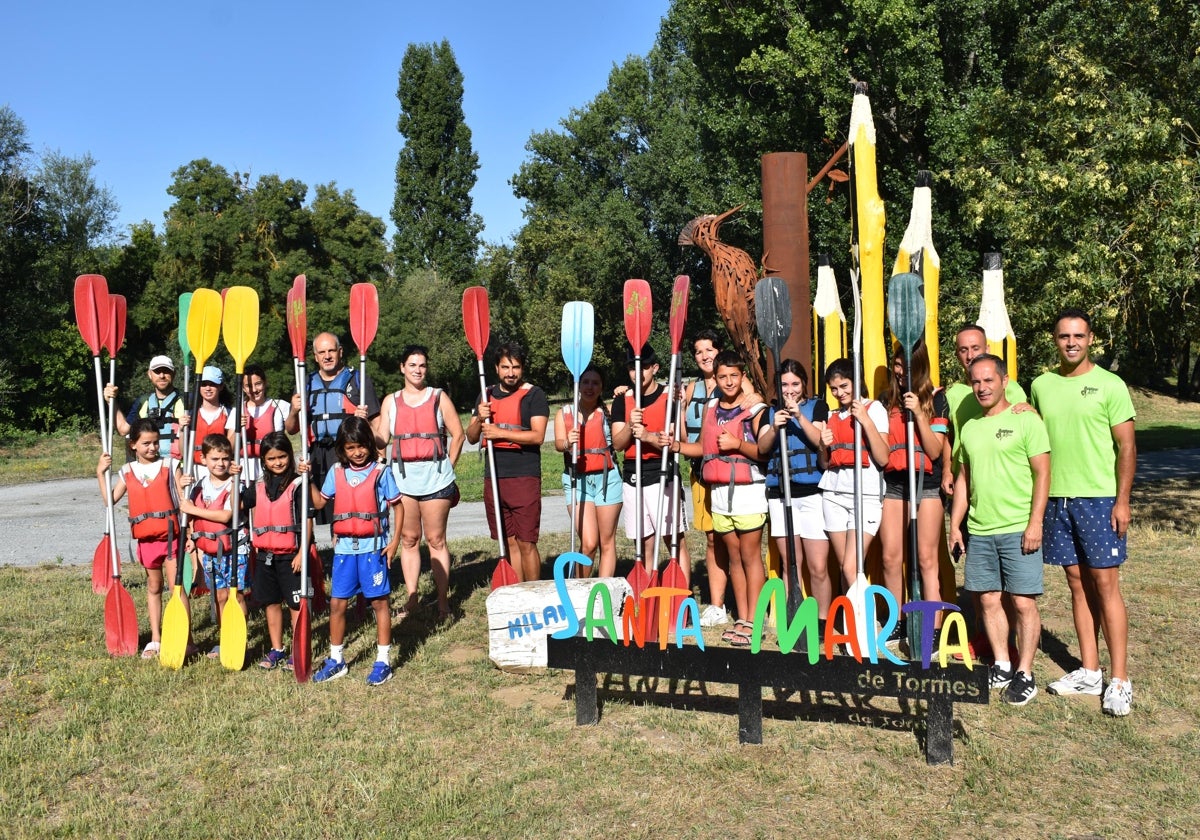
[[483, 475, 541, 544]]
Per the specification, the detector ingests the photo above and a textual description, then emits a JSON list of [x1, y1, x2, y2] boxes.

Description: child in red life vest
[[228, 363, 291, 484], [188, 366, 231, 482], [246, 431, 316, 670], [97, 418, 185, 659], [179, 433, 248, 659], [677, 350, 768, 647], [309, 416, 402, 686]]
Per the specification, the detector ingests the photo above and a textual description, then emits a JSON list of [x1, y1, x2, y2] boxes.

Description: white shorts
[[822, 491, 882, 537], [622, 480, 687, 539], [767, 493, 828, 541]]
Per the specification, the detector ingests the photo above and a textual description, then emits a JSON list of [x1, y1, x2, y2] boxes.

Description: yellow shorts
[[690, 471, 713, 532], [712, 511, 767, 534]]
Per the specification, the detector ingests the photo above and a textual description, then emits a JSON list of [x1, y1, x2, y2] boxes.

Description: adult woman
[[755, 360, 831, 629], [373, 345, 465, 621], [554, 365, 622, 578], [227, 363, 291, 484], [878, 341, 949, 644]]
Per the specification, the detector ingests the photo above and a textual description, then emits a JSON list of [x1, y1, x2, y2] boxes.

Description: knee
[[400, 533, 421, 550]]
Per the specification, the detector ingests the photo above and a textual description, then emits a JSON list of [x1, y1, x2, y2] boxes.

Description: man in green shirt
[[1031, 309, 1136, 716], [950, 354, 1050, 707]]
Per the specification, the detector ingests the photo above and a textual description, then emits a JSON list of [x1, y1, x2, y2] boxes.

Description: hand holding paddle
[[560, 301, 594, 565], [288, 275, 313, 682]]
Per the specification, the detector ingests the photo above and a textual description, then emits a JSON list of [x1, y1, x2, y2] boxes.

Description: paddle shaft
[[651, 350, 680, 568], [904, 348, 922, 650], [569, 378, 580, 557], [776, 369, 801, 614], [634, 355, 645, 572], [476, 360, 509, 559]]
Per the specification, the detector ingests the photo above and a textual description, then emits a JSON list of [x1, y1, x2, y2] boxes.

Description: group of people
[[95, 306, 1136, 716]]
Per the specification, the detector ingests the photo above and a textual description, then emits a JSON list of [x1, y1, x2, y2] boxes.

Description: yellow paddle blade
[[221, 286, 260, 374], [186, 288, 223, 371], [160, 587, 189, 670], [219, 600, 247, 671]]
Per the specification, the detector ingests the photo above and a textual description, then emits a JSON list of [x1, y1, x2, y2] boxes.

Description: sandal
[[141, 642, 160, 659], [728, 630, 752, 648], [721, 620, 754, 643]]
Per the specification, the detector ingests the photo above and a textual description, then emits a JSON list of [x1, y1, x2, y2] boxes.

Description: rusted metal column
[[761, 152, 812, 377]]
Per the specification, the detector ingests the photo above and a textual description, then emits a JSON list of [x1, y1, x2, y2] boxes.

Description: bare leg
[[738, 529, 765, 622], [516, 539, 541, 582], [145, 567, 164, 643], [1063, 565, 1101, 671], [265, 603, 284, 651], [979, 590, 1009, 663], [1086, 566, 1128, 680], [879, 497, 906, 606], [722, 530, 747, 620], [398, 496, 423, 613], [917, 496, 946, 621], [595, 503, 621, 578], [704, 531, 729, 608], [1010, 593, 1041, 674], [327, 597, 348, 646], [372, 597, 391, 645], [419, 498, 453, 616]]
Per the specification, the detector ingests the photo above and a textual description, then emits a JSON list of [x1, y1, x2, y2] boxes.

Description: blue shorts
[[964, 531, 1043, 595], [202, 551, 249, 591], [561, 468, 623, 507], [330, 550, 391, 600], [1043, 497, 1127, 569]]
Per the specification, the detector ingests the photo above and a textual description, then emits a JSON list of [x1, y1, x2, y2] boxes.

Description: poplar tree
[[392, 40, 482, 284]]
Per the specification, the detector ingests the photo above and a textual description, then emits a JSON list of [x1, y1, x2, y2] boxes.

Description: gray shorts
[[965, 531, 1044, 595]]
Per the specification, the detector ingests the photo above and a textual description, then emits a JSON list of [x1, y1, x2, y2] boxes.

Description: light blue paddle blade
[[561, 301, 595, 379]]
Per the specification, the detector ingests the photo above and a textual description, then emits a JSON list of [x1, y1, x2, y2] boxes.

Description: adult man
[[1032, 309, 1136, 716], [286, 332, 379, 525], [465, 343, 548, 582], [611, 344, 690, 583], [106, 355, 188, 459], [950, 354, 1050, 707]]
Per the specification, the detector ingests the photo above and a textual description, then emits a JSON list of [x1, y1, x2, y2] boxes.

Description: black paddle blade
[[887, 272, 926, 352], [754, 276, 792, 357]]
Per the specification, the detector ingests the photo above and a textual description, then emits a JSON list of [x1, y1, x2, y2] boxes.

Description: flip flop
[[141, 642, 160, 659]]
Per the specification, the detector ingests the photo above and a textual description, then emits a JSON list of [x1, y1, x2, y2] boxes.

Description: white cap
[[148, 355, 174, 372]]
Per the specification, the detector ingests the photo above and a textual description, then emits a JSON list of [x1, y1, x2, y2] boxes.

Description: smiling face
[[780, 370, 805, 405], [496, 356, 524, 389], [262, 447, 291, 477], [131, 430, 161, 463], [148, 366, 174, 396], [1053, 317, 1093, 370], [692, 339, 718, 376], [828, 375, 854, 408], [243, 374, 266, 403], [343, 441, 372, 469], [402, 353, 428, 389], [578, 370, 603, 404], [969, 357, 1008, 412], [204, 447, 233, 480], [715, 363, 743, 399]]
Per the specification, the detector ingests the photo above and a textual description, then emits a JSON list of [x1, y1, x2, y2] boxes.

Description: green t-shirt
[[960, 407, 1051, 535], [945, 379, 1028, 474], [1030, 365, 1135, 497]]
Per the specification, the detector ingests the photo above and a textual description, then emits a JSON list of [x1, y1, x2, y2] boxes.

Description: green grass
[[2, 481, 1200, 837]]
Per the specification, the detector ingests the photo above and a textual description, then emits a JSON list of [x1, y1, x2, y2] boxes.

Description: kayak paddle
[[560, 300, 594, 568], [622, 279, 654, 631], [349, 282, 379, 410], [288, 275, 313, 683], [178, 292, 193, 395], [656, 275, 690, 630]]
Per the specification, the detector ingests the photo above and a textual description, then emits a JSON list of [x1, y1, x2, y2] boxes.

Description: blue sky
[[3, 1, 670, 245]]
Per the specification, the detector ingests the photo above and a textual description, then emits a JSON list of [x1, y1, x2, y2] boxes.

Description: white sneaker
[[1047, 667, 1103, 696], [1102, 678, 1133, 716], [699, 604, 729, 627]]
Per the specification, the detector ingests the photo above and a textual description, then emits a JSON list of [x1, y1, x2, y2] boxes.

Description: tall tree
[[392, 40, 482, 285]]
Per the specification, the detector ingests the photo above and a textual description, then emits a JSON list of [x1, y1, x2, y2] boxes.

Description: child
[[678, 350, 768, 647], [188, 366, 230, 482], [817, 358, 890, 599], [97, 418, 185, 658], [229, 363, 291, 484], [755, 360, 832, 629], [179, 433, 248, 659], [246, 432, 314, 670], [309, 416, 402, 686]]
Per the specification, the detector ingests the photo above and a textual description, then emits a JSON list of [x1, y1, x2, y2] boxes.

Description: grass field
[[2, 477, 1198, 838]]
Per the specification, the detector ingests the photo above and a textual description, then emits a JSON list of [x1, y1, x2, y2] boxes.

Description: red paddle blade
[[627, 562, 651, 599], [662, 559, 688, 636], [104, 582, 139, 656], [73, 274, 110, 356], [92, 536, 111, 594], [105, 295, 127, 358], [668, 276, 691, 354], [490, 558, 518, 590], [293, 601, 312, 683], [349, 283, 379, 356], [623, 279, 652, 354], [462, 286, 490, 360]]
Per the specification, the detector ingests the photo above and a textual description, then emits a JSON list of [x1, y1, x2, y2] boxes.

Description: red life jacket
[[700, 402, 764, 490], [125, 462, 179, 541], [487, 384, 532, 451], [244, 401, 282, 460], [826, 404, 877, 469], [622, 389, 668, 460], [191, 480, 235, 555], [331, 464, 385, 538], [562, 405, 615, 474], [251, 477, 300, 553], [885, 406, 936, 474], [389, 389, 446, 473], [192, 406, 231, 464]]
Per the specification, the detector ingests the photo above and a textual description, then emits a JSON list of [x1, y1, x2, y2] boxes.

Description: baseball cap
[[200, 365, 224, 385], [148, 355, 175, 372]]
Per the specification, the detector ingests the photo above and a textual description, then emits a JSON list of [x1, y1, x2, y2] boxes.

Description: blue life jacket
[[684, 378, 709, 444], [764, 400, 822, 492], [308, 368, 358, 444]]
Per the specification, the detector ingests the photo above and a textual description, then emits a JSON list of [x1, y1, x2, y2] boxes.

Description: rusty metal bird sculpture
[[678, 205, 769, 397]]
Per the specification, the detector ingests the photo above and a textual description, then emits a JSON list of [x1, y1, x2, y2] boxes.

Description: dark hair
[[778, 359, 809, 402], [244, 363, 267, 383], [968, 353, 1006, 378], [129, 417, 161, 443], [258, 431, 297, 483], [1052, 308, 1091, 331], [201, 433, 233, 456], [956, 323, 986, 341], [824, 358, 867, 398], [692, 329, 723, 351], [400, 344, 429, 366], [888, 340, 934, 416], [713, 349, 745, 372], [579, 364, 605, 386], [335, 416, 377, 466], [625, 343, 658, 367], [494, 342, 527, 368]]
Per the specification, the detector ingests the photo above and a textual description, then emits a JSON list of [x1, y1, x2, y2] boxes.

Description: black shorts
[[883, 471, 941, 502], [253, 550, 303, 608]]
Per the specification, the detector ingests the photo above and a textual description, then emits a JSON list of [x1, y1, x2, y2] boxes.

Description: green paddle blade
[[560, 301, 594, 380], [754, 276, 792, 357], [887, 272, 926, 353], [178, 293, 193, 365]]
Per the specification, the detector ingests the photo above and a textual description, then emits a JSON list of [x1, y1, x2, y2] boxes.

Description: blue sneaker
[[258, 648, 288, 670], [366, 661, 393, 686], [313, 657, 348, 683]]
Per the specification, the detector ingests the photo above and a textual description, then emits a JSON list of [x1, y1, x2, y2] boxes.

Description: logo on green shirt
[[1080, 386, 1099, 397], [995, 428, 1014, 440]]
